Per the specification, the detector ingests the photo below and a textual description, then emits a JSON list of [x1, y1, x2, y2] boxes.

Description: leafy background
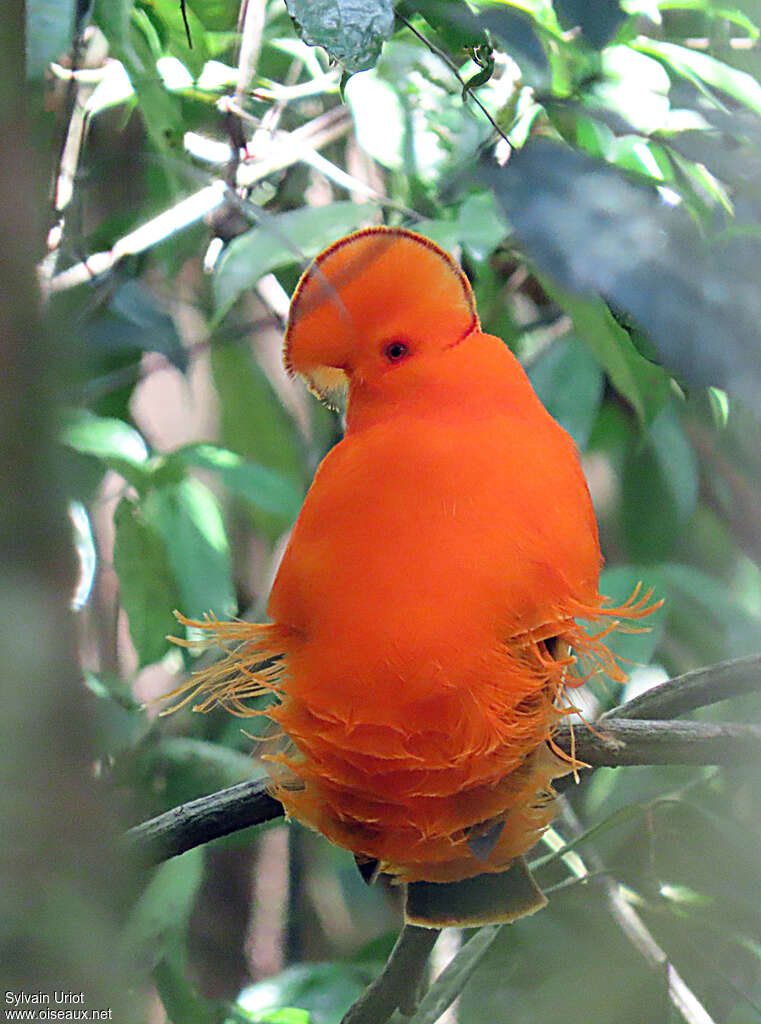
[[11, 0, 761, 1021]]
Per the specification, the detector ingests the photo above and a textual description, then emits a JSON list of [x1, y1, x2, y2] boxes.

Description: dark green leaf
[[553, 0, 626, 49], [598, 565, 666, 667], [458, 892, 664, 1024], [93, 0, 135, 51], [541, 284, 670, 426], [482, 139, 761, 418], [662, 564, 761, 661], [477, 6, 549, 89], [621, 404, 698, 561], [528, 335, 604, 448], [83, 671, 148, 757], [530, 805, 644, 872], [210, 343, 305, 490], [84, 668, 144, 713], [129, 737, 263, 804], [143, 478, 236, 618], [121, 848, 204, 971], [174, 443, 304, 522], [397, 0, 489, 53], [214, 202, 376, 318], [153, 954, 218, 1024], [113, 497, 182, 666], [285, 0, 395, 72], [109, 278, 188, 372]]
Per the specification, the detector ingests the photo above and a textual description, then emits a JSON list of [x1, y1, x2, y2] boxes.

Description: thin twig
[[554, 719, 761, 767], [126, 775, 282, 866], [599, 653, 761, 722], [44, 109, 354, 294], [557, 799, 717, 1024], [397, 13, 511, 148], [340, 924, 440, 1024], [235, 0, 266, 106]]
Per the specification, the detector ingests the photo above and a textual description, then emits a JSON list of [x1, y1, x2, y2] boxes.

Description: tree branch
[[598, 652, 761, 722], [126, 776, 282, 866], [340, 924, 440, 1024], [125, 655, 761, 866], [554, 719, 761, 767]]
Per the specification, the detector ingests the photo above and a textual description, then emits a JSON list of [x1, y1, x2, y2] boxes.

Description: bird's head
[[284, 227, 479, 406]]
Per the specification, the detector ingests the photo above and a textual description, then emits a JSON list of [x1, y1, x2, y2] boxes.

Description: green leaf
[[621, 404, 698, 560], [121, 847, 204, 971], [482, 139, 761, 418], [83, 670, 149, 756], [173, 444, 304, 523], [554, 0, 626, 49], [128, 737, 264, 805], [649, 1, 759, 40], [186, 0, 239, 32], [237, 963, 376, 1024], [528, 335, 604, 449], [408, 926, 502, 1024], [598, 565, 665, 666], [145, 0, 210, 77], [210, 345, 305, 536], [540, 285, 670, 426], [113, 498, 182, 666], [397, 0, 489, 53], [26, 0, 75, 77], [284, 0, 395, 72], [61, 409, 151, 488], [153, 954, 218, 1024], [214, 202, 376, 318], [636, 39, 761, 117], [662, 563, 761, 662], [84, 669, 144, 713], [93, 0, 135, 52], [457, 191, 508, 259], [109, 279, 188, 372], [247, 1009, 311, 1024], [143, 478, 236, 618], [477, 6, 549, 89]]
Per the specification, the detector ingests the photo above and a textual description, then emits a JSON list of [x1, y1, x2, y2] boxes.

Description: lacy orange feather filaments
[[162, 227, 660, 890], [166, 585, 657, 884]]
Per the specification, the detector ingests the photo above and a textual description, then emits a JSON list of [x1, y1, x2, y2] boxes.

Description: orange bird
[[169, 227, 654, 926]]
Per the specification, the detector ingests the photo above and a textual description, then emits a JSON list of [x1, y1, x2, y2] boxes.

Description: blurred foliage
[[26, 0, 761, 1020]]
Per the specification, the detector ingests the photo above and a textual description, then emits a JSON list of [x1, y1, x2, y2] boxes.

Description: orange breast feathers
[[168, 228, 655, 915]]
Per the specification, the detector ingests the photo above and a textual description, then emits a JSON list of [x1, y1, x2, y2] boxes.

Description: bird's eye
[[384, 340, 409, 363]]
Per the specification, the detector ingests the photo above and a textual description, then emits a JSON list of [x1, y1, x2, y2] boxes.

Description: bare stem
[[340, 924, 440, 1024], [598, 652, 761, 722]]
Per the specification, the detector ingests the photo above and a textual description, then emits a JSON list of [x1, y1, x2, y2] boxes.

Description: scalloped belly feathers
[[163, 227, 658, 926]]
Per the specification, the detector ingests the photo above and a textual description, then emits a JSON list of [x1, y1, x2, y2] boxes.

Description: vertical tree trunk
[[0, 8, 137, 1016]]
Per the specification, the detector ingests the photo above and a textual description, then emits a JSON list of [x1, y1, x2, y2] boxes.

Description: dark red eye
[[384, 340, 409, 363]]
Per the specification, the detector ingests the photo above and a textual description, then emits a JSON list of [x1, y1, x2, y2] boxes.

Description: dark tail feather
[[404, 857, 546, 928]]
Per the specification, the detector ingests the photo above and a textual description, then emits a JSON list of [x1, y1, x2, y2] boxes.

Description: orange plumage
[[168, 228, 654, 920]]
